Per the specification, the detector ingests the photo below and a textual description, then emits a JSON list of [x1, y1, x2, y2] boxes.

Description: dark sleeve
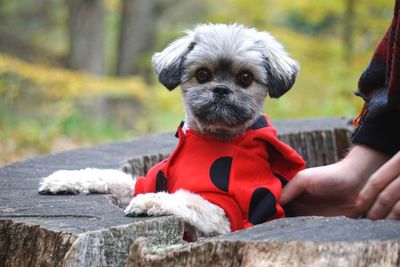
[[352, 108, 400, 157]]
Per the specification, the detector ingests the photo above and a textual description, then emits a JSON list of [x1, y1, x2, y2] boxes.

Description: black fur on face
[[157, 42, 196, 90], [264, 57, 298, 98]]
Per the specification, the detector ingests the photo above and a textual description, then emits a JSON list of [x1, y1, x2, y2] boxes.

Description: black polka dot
[[248, 187, 277, 225], [274, 172, 288, 187], [209, 157, 232, 192], [156, 170, 167, 192]]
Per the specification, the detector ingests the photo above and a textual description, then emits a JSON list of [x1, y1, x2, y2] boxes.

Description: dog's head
[[152, 23, 299, 139]]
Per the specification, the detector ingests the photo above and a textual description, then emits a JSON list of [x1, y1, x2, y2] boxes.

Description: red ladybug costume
[[134, 115, 305, 231]]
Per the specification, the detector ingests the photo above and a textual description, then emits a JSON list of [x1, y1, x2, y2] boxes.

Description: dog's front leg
[[39, 168, 135, 205], [124, 189, 231, 236]]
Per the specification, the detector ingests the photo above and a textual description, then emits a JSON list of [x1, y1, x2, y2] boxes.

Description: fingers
[[280, 170, 308, 206], [367, 176, 400, 219], [386, 201, 400, 220], [356, 151, 400, 219]]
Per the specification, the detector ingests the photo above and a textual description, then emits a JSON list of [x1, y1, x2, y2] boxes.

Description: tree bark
[[343, 0, 356, 63], [116, 0, 160, 76], [66, 0, 106, 75]]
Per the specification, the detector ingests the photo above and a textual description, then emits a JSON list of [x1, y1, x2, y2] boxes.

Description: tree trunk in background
[[116, 0, 159, 76], [66, 0, 106, 75], [343, 0, 355, 63]]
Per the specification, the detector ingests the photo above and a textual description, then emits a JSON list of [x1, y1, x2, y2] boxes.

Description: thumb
[[280, 171, 308, 205]]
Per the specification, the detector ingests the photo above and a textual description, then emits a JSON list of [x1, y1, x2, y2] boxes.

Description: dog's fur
[[39, 24, 299, 237]]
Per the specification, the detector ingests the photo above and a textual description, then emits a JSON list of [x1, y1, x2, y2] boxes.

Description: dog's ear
[[152, 33, 196, 90], [258, 32, 299, 98]]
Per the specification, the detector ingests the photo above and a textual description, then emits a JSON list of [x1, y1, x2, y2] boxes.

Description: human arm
[[280, 107, 400, 219], [280, 145, 389, 217], [351, 105, 400, 219]]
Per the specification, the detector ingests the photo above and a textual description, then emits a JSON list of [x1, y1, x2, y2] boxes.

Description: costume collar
[[176, 115, 269, 138]]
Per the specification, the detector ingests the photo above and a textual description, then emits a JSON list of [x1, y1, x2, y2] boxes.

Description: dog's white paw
[[124, 193, 164, 216], [124, 190, 231, 235]]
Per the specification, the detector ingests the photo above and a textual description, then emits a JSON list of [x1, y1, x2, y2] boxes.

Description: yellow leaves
[[0, 53, 149, 102], [0, 53, 152, 166], [205, 0, 269, 26], [261, 25, 367, 119], [104, 0, 121, 12], [278, 0, 343, 21]]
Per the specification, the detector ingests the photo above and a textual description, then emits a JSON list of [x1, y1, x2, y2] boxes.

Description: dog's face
[[152, 24, 299, 140]]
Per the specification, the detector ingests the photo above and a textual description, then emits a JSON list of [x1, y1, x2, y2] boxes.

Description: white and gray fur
[[38, 24, 299, 237], [153, 23, 298, 139]]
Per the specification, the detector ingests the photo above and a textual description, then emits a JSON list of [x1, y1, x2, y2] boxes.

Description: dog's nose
[[213, 85, 231, 97]]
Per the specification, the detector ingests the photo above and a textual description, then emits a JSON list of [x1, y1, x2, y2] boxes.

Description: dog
[[39, 23, 305, 240]]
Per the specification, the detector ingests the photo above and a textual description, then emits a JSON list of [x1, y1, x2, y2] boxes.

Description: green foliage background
[[0, 0, 394, 165]]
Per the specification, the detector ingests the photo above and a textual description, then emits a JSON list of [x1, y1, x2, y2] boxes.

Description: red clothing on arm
[[134, 115, 305, 231], [353, 0, 400, 156]]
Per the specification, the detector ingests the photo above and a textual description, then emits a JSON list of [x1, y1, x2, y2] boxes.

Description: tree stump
[[127, 217, 400, 267], [2, 117, 398, 267]]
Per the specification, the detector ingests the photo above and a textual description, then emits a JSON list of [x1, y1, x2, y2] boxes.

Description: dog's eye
[[237, 71, 253, 87], [195, 68, 212, 83]]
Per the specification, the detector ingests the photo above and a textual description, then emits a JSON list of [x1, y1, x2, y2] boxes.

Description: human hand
[[280, 145, 389, 217], [280, 163, 361, 217], [355, 151, 400, 220]]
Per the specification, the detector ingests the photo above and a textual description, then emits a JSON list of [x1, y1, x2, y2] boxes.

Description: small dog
[[39, 24, 305, 239]]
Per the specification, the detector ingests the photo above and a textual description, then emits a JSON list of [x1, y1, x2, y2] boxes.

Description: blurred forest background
[[0, 0, 393, 166]]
